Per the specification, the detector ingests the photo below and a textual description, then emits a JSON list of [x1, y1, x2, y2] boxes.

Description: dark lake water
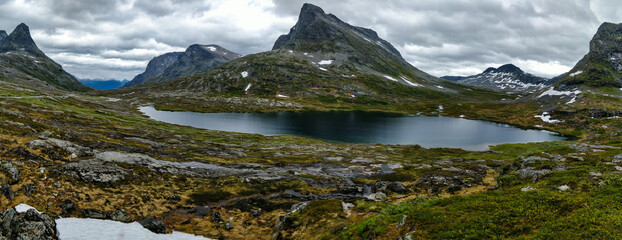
[[139, 106, 566, 151]]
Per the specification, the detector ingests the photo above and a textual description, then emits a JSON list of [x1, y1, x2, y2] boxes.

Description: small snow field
[[56, 218, 213, 240], [319, 67, 328, 71], [241, 71, 249, 78], [205, 46, 216, 52], [384, 75, 398, 82], [535, 112, 561, 123], [244, 83, 252, 92], [276, 94, 289, 98], [12, 204, 214, 240], [14, 204, 40, 213], [318, 60, 333, 65], [400, 76, 422, 87], [538, 87, 581, 98], [436, 85, 444, 89], [569, 70, 583, 77]]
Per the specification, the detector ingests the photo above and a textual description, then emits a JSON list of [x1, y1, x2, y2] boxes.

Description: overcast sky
[[1, 0, 621, 80]]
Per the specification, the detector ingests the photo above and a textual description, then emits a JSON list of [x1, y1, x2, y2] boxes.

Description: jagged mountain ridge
[[123, 3, 493, 104], [557, 22, 622, 87], [0, 23, 90, 92], [123, 44, 240, 87], [442, 64, 551, 93]]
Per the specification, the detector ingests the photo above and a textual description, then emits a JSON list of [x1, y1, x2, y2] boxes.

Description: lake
[[139, 106, 566, 151]]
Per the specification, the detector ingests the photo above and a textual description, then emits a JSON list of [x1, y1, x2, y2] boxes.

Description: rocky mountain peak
[[589, 22, 622, 54], [558, 22, 622, 87], [443, 63, 549, 92], [496, 64, 522, 73], [0, 23, 44, 56], [124, 44, 240, 87]]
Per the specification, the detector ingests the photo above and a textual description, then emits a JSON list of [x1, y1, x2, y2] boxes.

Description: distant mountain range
[[123, 44, 241, 87], [442, 64, 552, 93], [79, 79, 129, 90]]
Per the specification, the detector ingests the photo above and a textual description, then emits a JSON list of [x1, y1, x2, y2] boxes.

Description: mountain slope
[[442, 64, 551, 93], [0, 23, 90, 92], [123, 44, 240, 87], [120, 3, 498, 107], [557, 22, 622, 87], [123, 52, 183, 87]]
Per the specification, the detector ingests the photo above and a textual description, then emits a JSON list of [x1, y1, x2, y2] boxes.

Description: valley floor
[[1, 87, 622, 239]]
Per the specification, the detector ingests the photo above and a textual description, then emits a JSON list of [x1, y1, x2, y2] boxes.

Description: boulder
[[22, 184, 35, 196], [387, 182, 409, 193], [107, 210, 132, 223], [516, 168, 552, 182], [138, 216, 166, 234], [0, 161, 19, 184], [83, 209, 106, 219], [0, 182, 14, 200], [0, 208, 58, 240]]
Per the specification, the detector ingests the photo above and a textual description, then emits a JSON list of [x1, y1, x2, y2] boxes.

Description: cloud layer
[[0, 0, 620, 79]]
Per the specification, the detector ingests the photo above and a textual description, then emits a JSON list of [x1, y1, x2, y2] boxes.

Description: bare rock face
[[124, 44, 240, 87], [559, 22, 622, 87], [0, 208, 58, 240], [57, 159, 128, 184]]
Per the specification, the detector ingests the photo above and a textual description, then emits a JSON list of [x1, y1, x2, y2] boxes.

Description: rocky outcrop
[[558, 22, 622, 87], [57, 159, 128, 184], [138, 216, 167, 234], [0, 161, 20, 184], [124, 52, 183, 87], [0, 208, 58, 240]]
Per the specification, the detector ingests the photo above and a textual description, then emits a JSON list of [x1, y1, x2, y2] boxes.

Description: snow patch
[[106, 98, 121, 102], [56, 218, 213, 240], [384, 75, 398, 82], [244, 83, 252, 92], [241, 71, 249, 78], [204, 46, 217, 52], [538, 87, 581, 98], [400, 76, 422, 87], [14, 204, 40, 214], [535, 112, 560, 123], [436, 85, 444, 89], [318, 60, 333, 65], [567, 96, 577, 104], [276, 94, 289, 98], [319, 67, 328, 71], [569, 70, 583, 77], [438, 105, 444, 112]]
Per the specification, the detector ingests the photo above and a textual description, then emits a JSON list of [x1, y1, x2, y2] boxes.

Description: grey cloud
[[0, 0, 618, 79]]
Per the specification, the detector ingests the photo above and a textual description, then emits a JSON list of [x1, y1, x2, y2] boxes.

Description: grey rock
[[0, 182, 13, 200], [613, 153, 622, 163], [138, 216, 166, 234], [38, 131, 53, 140], [22, 184, 35, 196], [0, 161, 19, 184], [107, 210, 132, 223], [28, 138, 94, 158], [225, 220, 234, 230], [521, 186, 537, 192], [516, 168, 552, 182], [83, 209, 106, 219], [387, 182, 409, 193], [0, 208, 58, 240], [60, 201, 74, 214], [58, 159, 128, 184], [373, 181, 387, 193], [211, 212, 222, 223]]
